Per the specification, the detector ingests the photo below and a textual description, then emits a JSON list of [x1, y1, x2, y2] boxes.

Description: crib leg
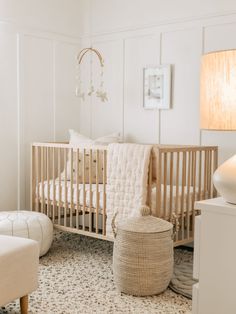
[[92, 213, 94, 231]]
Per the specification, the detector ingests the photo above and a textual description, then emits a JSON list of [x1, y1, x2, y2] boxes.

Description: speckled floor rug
[[1, 231, 192, 314]]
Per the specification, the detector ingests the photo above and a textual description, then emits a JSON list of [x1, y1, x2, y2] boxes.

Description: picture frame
[[143, 64, 171, 110]]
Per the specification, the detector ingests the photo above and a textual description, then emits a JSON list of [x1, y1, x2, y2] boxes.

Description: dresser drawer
[[193, 215, 201, 280], [192, 283, 199, 314]]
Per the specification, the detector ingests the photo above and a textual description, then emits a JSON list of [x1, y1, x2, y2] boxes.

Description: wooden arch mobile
[[75, 47, 107, 102]]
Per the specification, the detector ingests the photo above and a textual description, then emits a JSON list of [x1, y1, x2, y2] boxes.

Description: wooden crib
[[31, 143, 218, 246]]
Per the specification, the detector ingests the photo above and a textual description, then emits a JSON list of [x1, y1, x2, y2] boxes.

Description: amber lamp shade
[[200, 50, 236, 204]]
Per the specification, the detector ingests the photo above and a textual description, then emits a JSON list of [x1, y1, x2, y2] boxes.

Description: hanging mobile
[[96, 64, 108, 102], [88, 51, 95, 96], [76, 47, 108, 102], [75, 62, 85, 101]]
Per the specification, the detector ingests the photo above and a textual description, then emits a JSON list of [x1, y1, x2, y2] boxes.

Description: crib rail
[[150, 145, 218, 246], [31, 142, 108, 240]]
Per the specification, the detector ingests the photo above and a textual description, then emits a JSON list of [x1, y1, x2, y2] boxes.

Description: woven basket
[[112, 206, 173, 296]]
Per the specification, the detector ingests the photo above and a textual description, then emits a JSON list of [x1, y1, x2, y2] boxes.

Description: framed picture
[[143, 64, 171, 109]]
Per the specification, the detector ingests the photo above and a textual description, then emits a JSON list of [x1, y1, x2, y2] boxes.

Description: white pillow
[[62, 130, 122, 183], [94, 132, 121, 145], [68, 129, 121, 146], [69, 129, 93, 146]]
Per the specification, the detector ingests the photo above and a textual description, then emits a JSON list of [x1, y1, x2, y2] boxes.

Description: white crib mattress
[[37, 180, 105, 211], [37, 180, 203, 217], [151, 184, 203, 218]]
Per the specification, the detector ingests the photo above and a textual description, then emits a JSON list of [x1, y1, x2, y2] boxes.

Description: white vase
[[213, 154, 236, 204]]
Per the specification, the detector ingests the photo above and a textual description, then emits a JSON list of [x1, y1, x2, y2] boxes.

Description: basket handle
[[111, 212, 118, 238], [171, 213, 179, 240]]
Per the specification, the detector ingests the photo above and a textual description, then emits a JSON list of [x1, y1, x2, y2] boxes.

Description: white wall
[[1, 1, 236, 210], [79, 1, 236, 166], [0, 0, 90, 37], [0, 1, 83, 210], [90, 0, 236, 35]]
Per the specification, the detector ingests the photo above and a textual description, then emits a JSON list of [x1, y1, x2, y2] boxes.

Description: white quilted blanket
[[106, 143, 152, 238]]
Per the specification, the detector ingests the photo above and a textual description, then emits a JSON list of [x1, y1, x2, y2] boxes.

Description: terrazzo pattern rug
[[1, 231, 192, 314]]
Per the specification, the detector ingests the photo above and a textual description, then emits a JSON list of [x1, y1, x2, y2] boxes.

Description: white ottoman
[[0, 211, 53, 257]]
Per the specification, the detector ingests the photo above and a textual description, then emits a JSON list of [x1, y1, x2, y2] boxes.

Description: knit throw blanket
[[106, 143, 152, 238]]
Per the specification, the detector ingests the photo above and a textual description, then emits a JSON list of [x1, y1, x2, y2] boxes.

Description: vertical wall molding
[[122, 39, 125, 141], [199, 26, 206, 147], [89, 51, 93, 138], [17, 33, 27, 210], [158, 32, 163, 144], [16, 32, 21, 209], [52, 41, 56, 141]]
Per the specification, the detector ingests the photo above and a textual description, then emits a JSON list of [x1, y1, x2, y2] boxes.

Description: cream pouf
[[0, 211, 53, 257], [112, 206, 173, 296], [0, 235, 39, 310]]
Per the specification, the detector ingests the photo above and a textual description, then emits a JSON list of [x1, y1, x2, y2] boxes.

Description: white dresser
[[193, 197, 236, 314]]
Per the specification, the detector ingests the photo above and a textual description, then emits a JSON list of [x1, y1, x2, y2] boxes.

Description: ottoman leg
[[20, 295, 28, 314]]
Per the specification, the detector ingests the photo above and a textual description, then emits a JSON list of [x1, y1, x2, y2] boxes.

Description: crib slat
[[64, 148, 68, 227], [213, 149, 218, 197], [198, 150, 202, 201], [163, 153, 167, 218], [76, 149, 80, 229], [191, 151, 197, 238], [208, 149, 212, 198], [89, 149, 93, 232], [70, 148, 73, 228], [46, 147, 50, 217], [169, 152, 173, 221], [181, 152, 186, 240], [204, 150, 208, 199], [31, 145, 35, 211], [58, 148, 61, 226], [83, 149, 86, 231], [52, 147, 56, 223], [186, 151, 191, 239], [35, 146, 39, 212], [148, 153, 153, 210], [41, 147, 45, 213], [175, 152, 180, 242], [96, 150, 99, 234], [102, 150, 107, 236], [156, 149, 162, 217]]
